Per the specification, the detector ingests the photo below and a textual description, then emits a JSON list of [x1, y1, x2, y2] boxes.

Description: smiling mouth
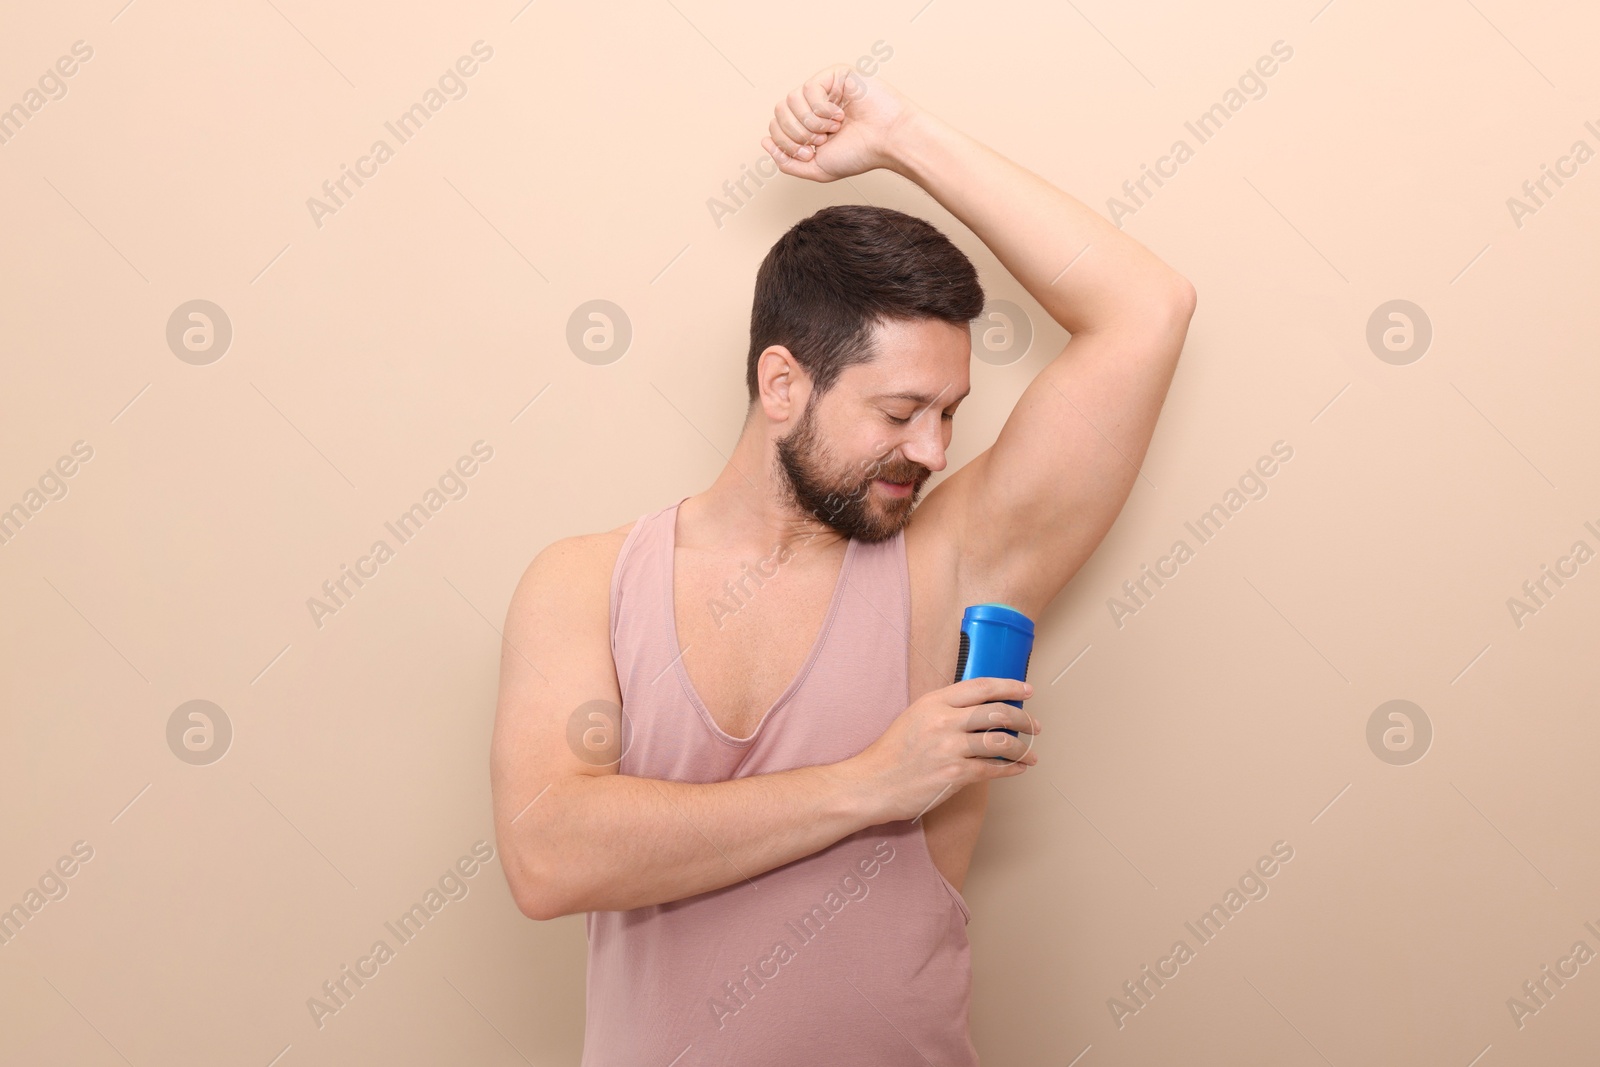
[[875, 477, 915, 497]]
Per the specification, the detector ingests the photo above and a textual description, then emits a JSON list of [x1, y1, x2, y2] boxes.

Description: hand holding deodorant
[[952, 603, 1035, 762]]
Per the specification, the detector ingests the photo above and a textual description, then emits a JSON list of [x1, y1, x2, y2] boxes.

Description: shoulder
[[508, 519, 639, 623], [530, 519, 637, 575]]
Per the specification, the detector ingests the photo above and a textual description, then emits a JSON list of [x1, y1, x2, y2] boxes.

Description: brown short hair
[[745, 204, 984, 407]]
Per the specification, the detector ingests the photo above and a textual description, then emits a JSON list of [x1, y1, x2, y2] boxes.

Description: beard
[[773, 396, 927, 544]]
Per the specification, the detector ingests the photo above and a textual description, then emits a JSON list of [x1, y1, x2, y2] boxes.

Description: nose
[[898, 418, 948, 475]]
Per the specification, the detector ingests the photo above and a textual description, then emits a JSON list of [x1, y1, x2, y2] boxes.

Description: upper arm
[[489, 531, 627, 916], [933, 281, 1196, 618]]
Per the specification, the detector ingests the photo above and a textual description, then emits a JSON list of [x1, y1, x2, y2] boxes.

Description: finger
[[787, 87, 836, 135], [959, 701, 1031, 736], [807, 63, 854, 110], [965, 726, 1036, 764], [760, 136, 810, 176], [981, 750, 1031, 776], [766, 115, 813, 161], [948, 675, 1034, 708], [772, 102, 820, 156], [835, 67, 871, 104], [977, 701, 1040, 735], [801, 81, 845, 126], [960, 699, 1040, 764]]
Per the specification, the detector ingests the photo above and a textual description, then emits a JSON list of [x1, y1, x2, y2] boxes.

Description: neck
[[687, 417, 848, 559]]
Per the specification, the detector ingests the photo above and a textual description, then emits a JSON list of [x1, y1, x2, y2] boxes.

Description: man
[[491, 63, 1195, 1064]]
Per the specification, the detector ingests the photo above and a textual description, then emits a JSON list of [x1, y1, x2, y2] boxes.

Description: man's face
[[773, 317, 971, 543]]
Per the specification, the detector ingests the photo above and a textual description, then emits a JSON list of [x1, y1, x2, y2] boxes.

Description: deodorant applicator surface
[[952, 603, 1035, 760]]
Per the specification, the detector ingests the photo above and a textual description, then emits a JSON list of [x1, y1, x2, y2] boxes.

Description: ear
[[756, 345, 809, 422]]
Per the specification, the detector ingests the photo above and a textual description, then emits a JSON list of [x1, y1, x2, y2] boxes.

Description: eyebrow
[[874, 387, 971, 407]]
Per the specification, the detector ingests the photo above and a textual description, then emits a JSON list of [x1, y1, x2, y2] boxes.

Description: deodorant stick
[[952, 603, 1035, 761]]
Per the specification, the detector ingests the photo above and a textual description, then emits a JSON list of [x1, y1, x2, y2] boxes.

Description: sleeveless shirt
[[581, 495, 979, 1066]]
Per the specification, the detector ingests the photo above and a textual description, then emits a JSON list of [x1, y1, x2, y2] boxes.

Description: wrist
[[818, 756, 887, 829], [881, 104, 947, 183]]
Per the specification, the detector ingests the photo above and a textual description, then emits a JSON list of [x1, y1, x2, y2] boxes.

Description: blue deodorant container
[[952, 603, 1035, 760]]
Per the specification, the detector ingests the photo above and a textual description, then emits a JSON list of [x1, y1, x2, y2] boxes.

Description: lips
[[875, 478, 914, 497]]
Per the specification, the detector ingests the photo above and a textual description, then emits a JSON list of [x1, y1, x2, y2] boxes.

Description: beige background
[[2, 0, 1597, 1063]]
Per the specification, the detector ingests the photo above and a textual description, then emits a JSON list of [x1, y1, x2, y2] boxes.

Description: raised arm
[[762, 67, 1196, 616], [893, 107, 1194, 615]]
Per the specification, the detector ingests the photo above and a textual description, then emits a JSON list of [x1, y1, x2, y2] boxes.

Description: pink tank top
[[583, 495, 978, 1066]]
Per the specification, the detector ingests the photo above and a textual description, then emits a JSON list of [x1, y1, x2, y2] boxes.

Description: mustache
[[869, 466, 926, 484]]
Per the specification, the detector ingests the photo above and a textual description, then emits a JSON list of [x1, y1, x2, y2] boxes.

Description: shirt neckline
[[663, 495, 857, 746]]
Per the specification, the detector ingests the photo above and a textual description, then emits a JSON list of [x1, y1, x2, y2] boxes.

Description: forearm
[[884, 107, 1188, 334], [511, 761, 879, 918]]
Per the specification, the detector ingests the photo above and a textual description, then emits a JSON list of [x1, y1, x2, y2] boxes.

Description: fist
[[760, 64, 917, 183]]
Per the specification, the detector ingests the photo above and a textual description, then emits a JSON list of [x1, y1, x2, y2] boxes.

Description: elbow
[[1171, 275, 1196, 313], [1152, 276, 1196, 350], [513, 872, 575, 922], [503, 848, 575, 922], [517, 890, 565, 923], [1170, 275, 1197, 320], [1103, 277, 1195, 340], [496, 778, 611, 920]]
